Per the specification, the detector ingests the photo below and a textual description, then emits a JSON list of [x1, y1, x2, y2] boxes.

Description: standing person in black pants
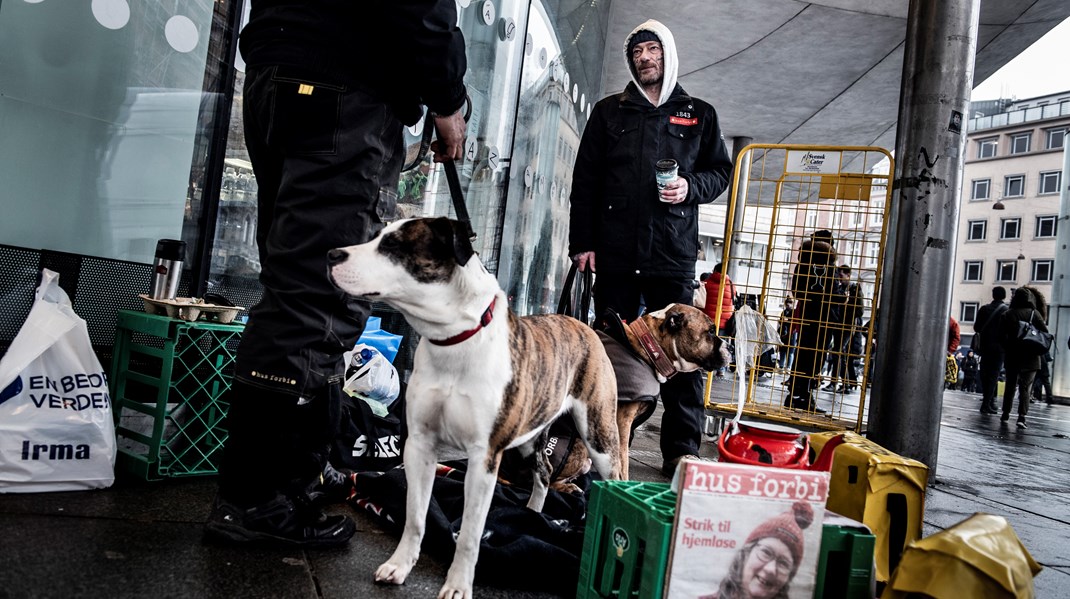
[[568, 19, 733, 475], [975, 286, 1008, 414], [785, 230, 837, 411], [998, 286, 1049, 429], [205, 1, 468, 548]]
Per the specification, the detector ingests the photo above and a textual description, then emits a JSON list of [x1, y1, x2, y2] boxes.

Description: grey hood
[[623, 19, 679, 107]]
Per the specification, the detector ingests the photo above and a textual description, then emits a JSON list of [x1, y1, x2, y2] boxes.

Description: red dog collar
[[429, 297, 497, 346]]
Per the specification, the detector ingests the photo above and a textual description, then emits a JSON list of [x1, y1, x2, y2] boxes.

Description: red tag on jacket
[[669, 116, 698, 126]]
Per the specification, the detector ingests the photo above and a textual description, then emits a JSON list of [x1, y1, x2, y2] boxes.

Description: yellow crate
[[810, 431, 928, 582]]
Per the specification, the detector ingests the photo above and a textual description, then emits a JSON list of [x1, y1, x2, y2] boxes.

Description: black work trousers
[[594, 273, 703, 461], [979, 350, 1004, 409], [221, 66, 403, 505]]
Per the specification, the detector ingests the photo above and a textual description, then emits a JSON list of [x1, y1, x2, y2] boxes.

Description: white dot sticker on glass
[[498, 17, 515, 42], [538, 48, 547, 69], [573, 84, 579, 103], [481, 0, 495, 26], [457, 0, 471, 8], [165, 15, 199, 53], [525, 34, 533, 56], [91, 0, 130, 30], [563, 71, 570, 90], [487, 146, 499, 170]]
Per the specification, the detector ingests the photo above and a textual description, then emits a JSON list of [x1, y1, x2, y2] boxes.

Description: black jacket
[[568, 83, 733, 277], [239, 0, 467, 125], [974, 299, 1007, 355]]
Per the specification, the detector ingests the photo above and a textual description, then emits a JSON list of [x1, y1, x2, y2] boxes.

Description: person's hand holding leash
[[659, 176, 689, 204], [431, 110, 466, 162], [573, 251, 596, 273]]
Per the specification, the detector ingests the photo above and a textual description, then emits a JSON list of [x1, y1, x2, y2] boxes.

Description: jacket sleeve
[[390, 0, 467, 116], [682, 105, 733, 204], [568, 104, 610, 256]]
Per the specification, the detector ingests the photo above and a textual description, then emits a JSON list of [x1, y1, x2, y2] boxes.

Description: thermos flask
[[150, 239, 186, 300]]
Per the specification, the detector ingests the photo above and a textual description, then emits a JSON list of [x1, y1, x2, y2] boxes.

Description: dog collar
[[429, 297, 497, 346], [627, 317, 679, 379]]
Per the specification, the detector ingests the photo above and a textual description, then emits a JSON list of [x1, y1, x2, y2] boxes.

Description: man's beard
[[635, 60, 663, 87]]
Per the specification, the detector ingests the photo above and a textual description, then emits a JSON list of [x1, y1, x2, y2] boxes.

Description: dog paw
[[437, 583, 473, 599], [374, 561, 411, 585]]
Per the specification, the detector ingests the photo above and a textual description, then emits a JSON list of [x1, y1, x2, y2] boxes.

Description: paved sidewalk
[[0, 389, 1066, 598]]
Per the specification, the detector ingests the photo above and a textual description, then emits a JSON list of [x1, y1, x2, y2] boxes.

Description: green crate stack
[[577, 481, 677, 599], [815, 519, 876, 598], [110, 310, 242, 480]]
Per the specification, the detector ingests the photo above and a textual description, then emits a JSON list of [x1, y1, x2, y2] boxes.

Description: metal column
[[867, 0, 980, 477], [1049, 138, 1070, 398], [725, 136, 752, 281]]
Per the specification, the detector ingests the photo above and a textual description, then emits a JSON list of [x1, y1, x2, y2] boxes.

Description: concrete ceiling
[[602, 0, 1070, 154]]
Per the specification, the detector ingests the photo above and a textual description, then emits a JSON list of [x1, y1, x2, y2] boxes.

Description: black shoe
[[980, 406, 998, 415], [786, 395, 826, 414], [662, 454, 701, 477], [1000, 412, 1010, 423], [306, 463, 355, 506], [204, 495, 355, 548], [1016, 418, 1027, 429]]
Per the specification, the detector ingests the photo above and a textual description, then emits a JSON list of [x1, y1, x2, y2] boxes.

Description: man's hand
[[432, 111, 466, 163], [659, 176, 689, 204], [573, 251, 596, 273]]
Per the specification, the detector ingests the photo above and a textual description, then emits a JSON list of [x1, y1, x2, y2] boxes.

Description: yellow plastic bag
[[882, 513, 1041, 599]]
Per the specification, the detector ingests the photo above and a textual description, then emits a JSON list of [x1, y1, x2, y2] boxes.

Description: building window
[[971, 179, 990, 200], [997, 260, 1017, 282], [866, 242, 879, 267], [967, 220, 986, 241], [1039, 171, 1062, 195], [964, 260, 983, 282], [1010, 132, 1032, 154], [1000, 218, 1021, 240], [1004, 175, 1024, 198], [960, 302, 979, 323], [1033, 259, 1054, 283], [1047, 128, 1066, 150], [978, 138, 997, 158], [1035, 215, 1057, 238], [805, 211, 818, 228]]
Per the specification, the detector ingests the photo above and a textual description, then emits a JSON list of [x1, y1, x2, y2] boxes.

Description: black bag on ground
[[330, 383, 407, 472], [352, 465, 588, 595]]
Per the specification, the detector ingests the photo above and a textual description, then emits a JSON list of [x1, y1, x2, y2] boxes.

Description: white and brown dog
[[328, 217, 623, 598]]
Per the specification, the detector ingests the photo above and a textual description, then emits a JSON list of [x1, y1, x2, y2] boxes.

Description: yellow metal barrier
[[706, 144, 894, 433]]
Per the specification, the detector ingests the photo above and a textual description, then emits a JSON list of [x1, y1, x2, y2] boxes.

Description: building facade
[[953, 91, 1070, 343]]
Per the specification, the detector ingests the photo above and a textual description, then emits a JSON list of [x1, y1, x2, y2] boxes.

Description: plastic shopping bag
[[356, 316, 403, 364], [0, 269, 117, 492], [342, 344, 400, 416]]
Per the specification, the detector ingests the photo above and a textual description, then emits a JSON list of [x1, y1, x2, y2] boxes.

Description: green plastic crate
[[109, 310, 242, 480], [815, 515, 876, 598], [577, 481, 677, 599]]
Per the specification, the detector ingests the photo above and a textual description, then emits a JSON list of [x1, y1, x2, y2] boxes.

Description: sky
[[972, 17, 1070, 101]]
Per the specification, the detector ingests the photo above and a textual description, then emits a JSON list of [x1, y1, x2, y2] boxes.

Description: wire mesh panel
[[706, 145, 894, 432]]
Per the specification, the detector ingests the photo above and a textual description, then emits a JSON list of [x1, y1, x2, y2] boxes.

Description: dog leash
[[404, 97, 476, 239]]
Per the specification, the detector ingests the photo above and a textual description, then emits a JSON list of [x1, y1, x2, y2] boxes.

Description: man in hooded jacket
[[569, 19, 733, 475]]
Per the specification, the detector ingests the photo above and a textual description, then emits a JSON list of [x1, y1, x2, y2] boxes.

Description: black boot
[[204, 494, 355, 548]]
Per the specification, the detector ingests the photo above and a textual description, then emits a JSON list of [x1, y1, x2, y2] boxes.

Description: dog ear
[[429, 217, 475, 266], [665, 308, 685, 332]]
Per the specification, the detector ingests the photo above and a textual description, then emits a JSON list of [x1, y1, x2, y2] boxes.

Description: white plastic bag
[[342, 344, 400, 417], [0, 269, 117, 492]]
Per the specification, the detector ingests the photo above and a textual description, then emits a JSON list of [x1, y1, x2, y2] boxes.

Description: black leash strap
[[404, 97, 475, 238], [556, 261, 594, 325]]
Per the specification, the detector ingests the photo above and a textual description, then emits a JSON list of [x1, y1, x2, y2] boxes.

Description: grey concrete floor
[[0, 387, 1066, 598]]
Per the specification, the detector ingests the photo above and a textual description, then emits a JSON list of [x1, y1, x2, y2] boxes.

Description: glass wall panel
[[207, 0, 532, 300], [499, 0, 612, 315], [0, 0, 218, 262]]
